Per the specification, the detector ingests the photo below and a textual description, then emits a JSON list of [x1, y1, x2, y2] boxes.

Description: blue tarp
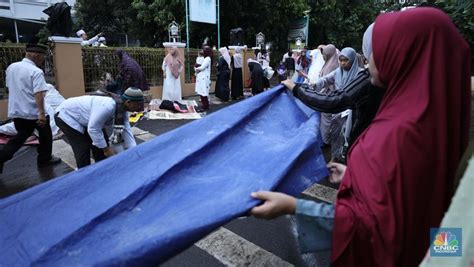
[[0, 85, 328, 266]]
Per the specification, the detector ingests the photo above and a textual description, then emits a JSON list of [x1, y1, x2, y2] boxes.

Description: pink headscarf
[[319, 44, 338, 77], [164, 47, 183, 79]]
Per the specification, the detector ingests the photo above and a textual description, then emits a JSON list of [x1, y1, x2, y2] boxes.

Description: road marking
[[196, 227, 293, 266], [302, 183, 337, 204], [52, 139, 78, 170], [132, 126, 156, 141]]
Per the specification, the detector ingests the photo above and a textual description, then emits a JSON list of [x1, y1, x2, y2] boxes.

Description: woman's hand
[[281, 79, 296, 90], [327, 162, 347, 183], [250, 191, 296, 219]]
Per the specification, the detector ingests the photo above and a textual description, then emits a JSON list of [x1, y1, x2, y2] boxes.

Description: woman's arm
[[195, 57, 211, 71], [293, 70, 371, 113]]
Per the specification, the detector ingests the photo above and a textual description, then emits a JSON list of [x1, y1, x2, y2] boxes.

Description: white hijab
[[362, 23, 374, 59], [307, 49, 325, 83], [219, 47, 231, 67]]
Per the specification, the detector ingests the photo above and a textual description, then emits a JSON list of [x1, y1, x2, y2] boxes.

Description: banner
[[288, 18, 308, 41], [0, 86, 328, 266], [189, 0, 216, 24]]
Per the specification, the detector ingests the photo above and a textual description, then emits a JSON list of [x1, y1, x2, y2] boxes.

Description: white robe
[[194, 56, 211, 97], [162, 60, 183, 101]]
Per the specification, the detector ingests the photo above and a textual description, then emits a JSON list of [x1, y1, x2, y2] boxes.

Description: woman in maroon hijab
[[250, 7, 471, 267]]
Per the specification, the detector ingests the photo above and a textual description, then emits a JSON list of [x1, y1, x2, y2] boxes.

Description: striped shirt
[[293, 69, 384, 145]]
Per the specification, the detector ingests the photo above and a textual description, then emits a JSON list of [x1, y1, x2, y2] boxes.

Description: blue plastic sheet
[[0, 85, 328, 266]]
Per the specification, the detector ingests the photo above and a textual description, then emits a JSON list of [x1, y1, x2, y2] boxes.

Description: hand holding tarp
[[281, 79, 296, 90], [250, 191, 297, 219]]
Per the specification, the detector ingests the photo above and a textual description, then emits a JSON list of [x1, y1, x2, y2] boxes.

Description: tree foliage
[[129, 0, 309, 50], [308, 0, 380, 52], [437, 0, 474, 48], [75, 0, 138, 43], [131, 0, 184, 47], [74, 0, 473, 69]]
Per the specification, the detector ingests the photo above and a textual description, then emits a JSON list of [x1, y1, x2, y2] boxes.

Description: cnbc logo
[[430, 228, 462, 257]]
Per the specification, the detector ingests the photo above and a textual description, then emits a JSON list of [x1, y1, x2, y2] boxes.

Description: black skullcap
[[25, 44, 48, 54]]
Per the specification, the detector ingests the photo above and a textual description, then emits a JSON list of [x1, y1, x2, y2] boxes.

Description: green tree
[[308, 0, 385, 52], [131, 0, 184, 47], [75, 0, 473, 70], [130, 0, 309, 66], [130, 0, 309, 50], [75, 0, 138, 45], [436, 0, 474, 73]]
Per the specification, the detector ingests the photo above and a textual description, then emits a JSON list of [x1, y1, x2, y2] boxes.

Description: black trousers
[[200, 96, 209, 110], [54, 113, 107, 169], [0, 117, 53, 164]]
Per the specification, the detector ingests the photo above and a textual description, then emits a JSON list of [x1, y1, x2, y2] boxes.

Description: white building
[[0, 0, 76, 43]]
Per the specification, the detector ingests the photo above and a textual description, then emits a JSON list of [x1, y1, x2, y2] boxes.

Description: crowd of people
[[0, 5, 471, 266], [0, 43, 148, 172], [251, 6, 471, 267]]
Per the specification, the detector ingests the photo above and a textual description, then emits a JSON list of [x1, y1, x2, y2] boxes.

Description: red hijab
[[332, 8, 471, 267]]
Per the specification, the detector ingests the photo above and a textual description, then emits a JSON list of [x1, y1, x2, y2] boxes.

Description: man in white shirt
[[0, 83, 65, 136], [0, 44, 61, 174], [76, 29, 103, 47], [54, 87, 144, 169]]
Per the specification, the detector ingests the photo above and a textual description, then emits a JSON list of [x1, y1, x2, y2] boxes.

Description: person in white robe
[[194, 47, 213, 111], [162, 47, 183, 101]]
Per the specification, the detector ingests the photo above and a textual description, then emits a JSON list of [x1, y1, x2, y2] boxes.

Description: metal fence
[[0, 45, 217, 98], [0, 43, 55, 100], [82, 47, 166, 92], [83, 47, 217, 92], [184, 49, 199, 84], [83, 47, 220, 92]]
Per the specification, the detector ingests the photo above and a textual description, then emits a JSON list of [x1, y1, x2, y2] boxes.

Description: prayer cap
[[25, 44, 48, 54], [76, 29, 86, 37], [122, 87, 144, 102]]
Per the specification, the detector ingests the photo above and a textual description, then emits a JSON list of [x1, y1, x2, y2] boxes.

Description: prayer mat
[[148, 99, 202, 120], [0, 134, 39, 145]]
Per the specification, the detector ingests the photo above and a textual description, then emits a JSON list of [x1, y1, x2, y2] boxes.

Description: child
[[195, 50, 204, 68]]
